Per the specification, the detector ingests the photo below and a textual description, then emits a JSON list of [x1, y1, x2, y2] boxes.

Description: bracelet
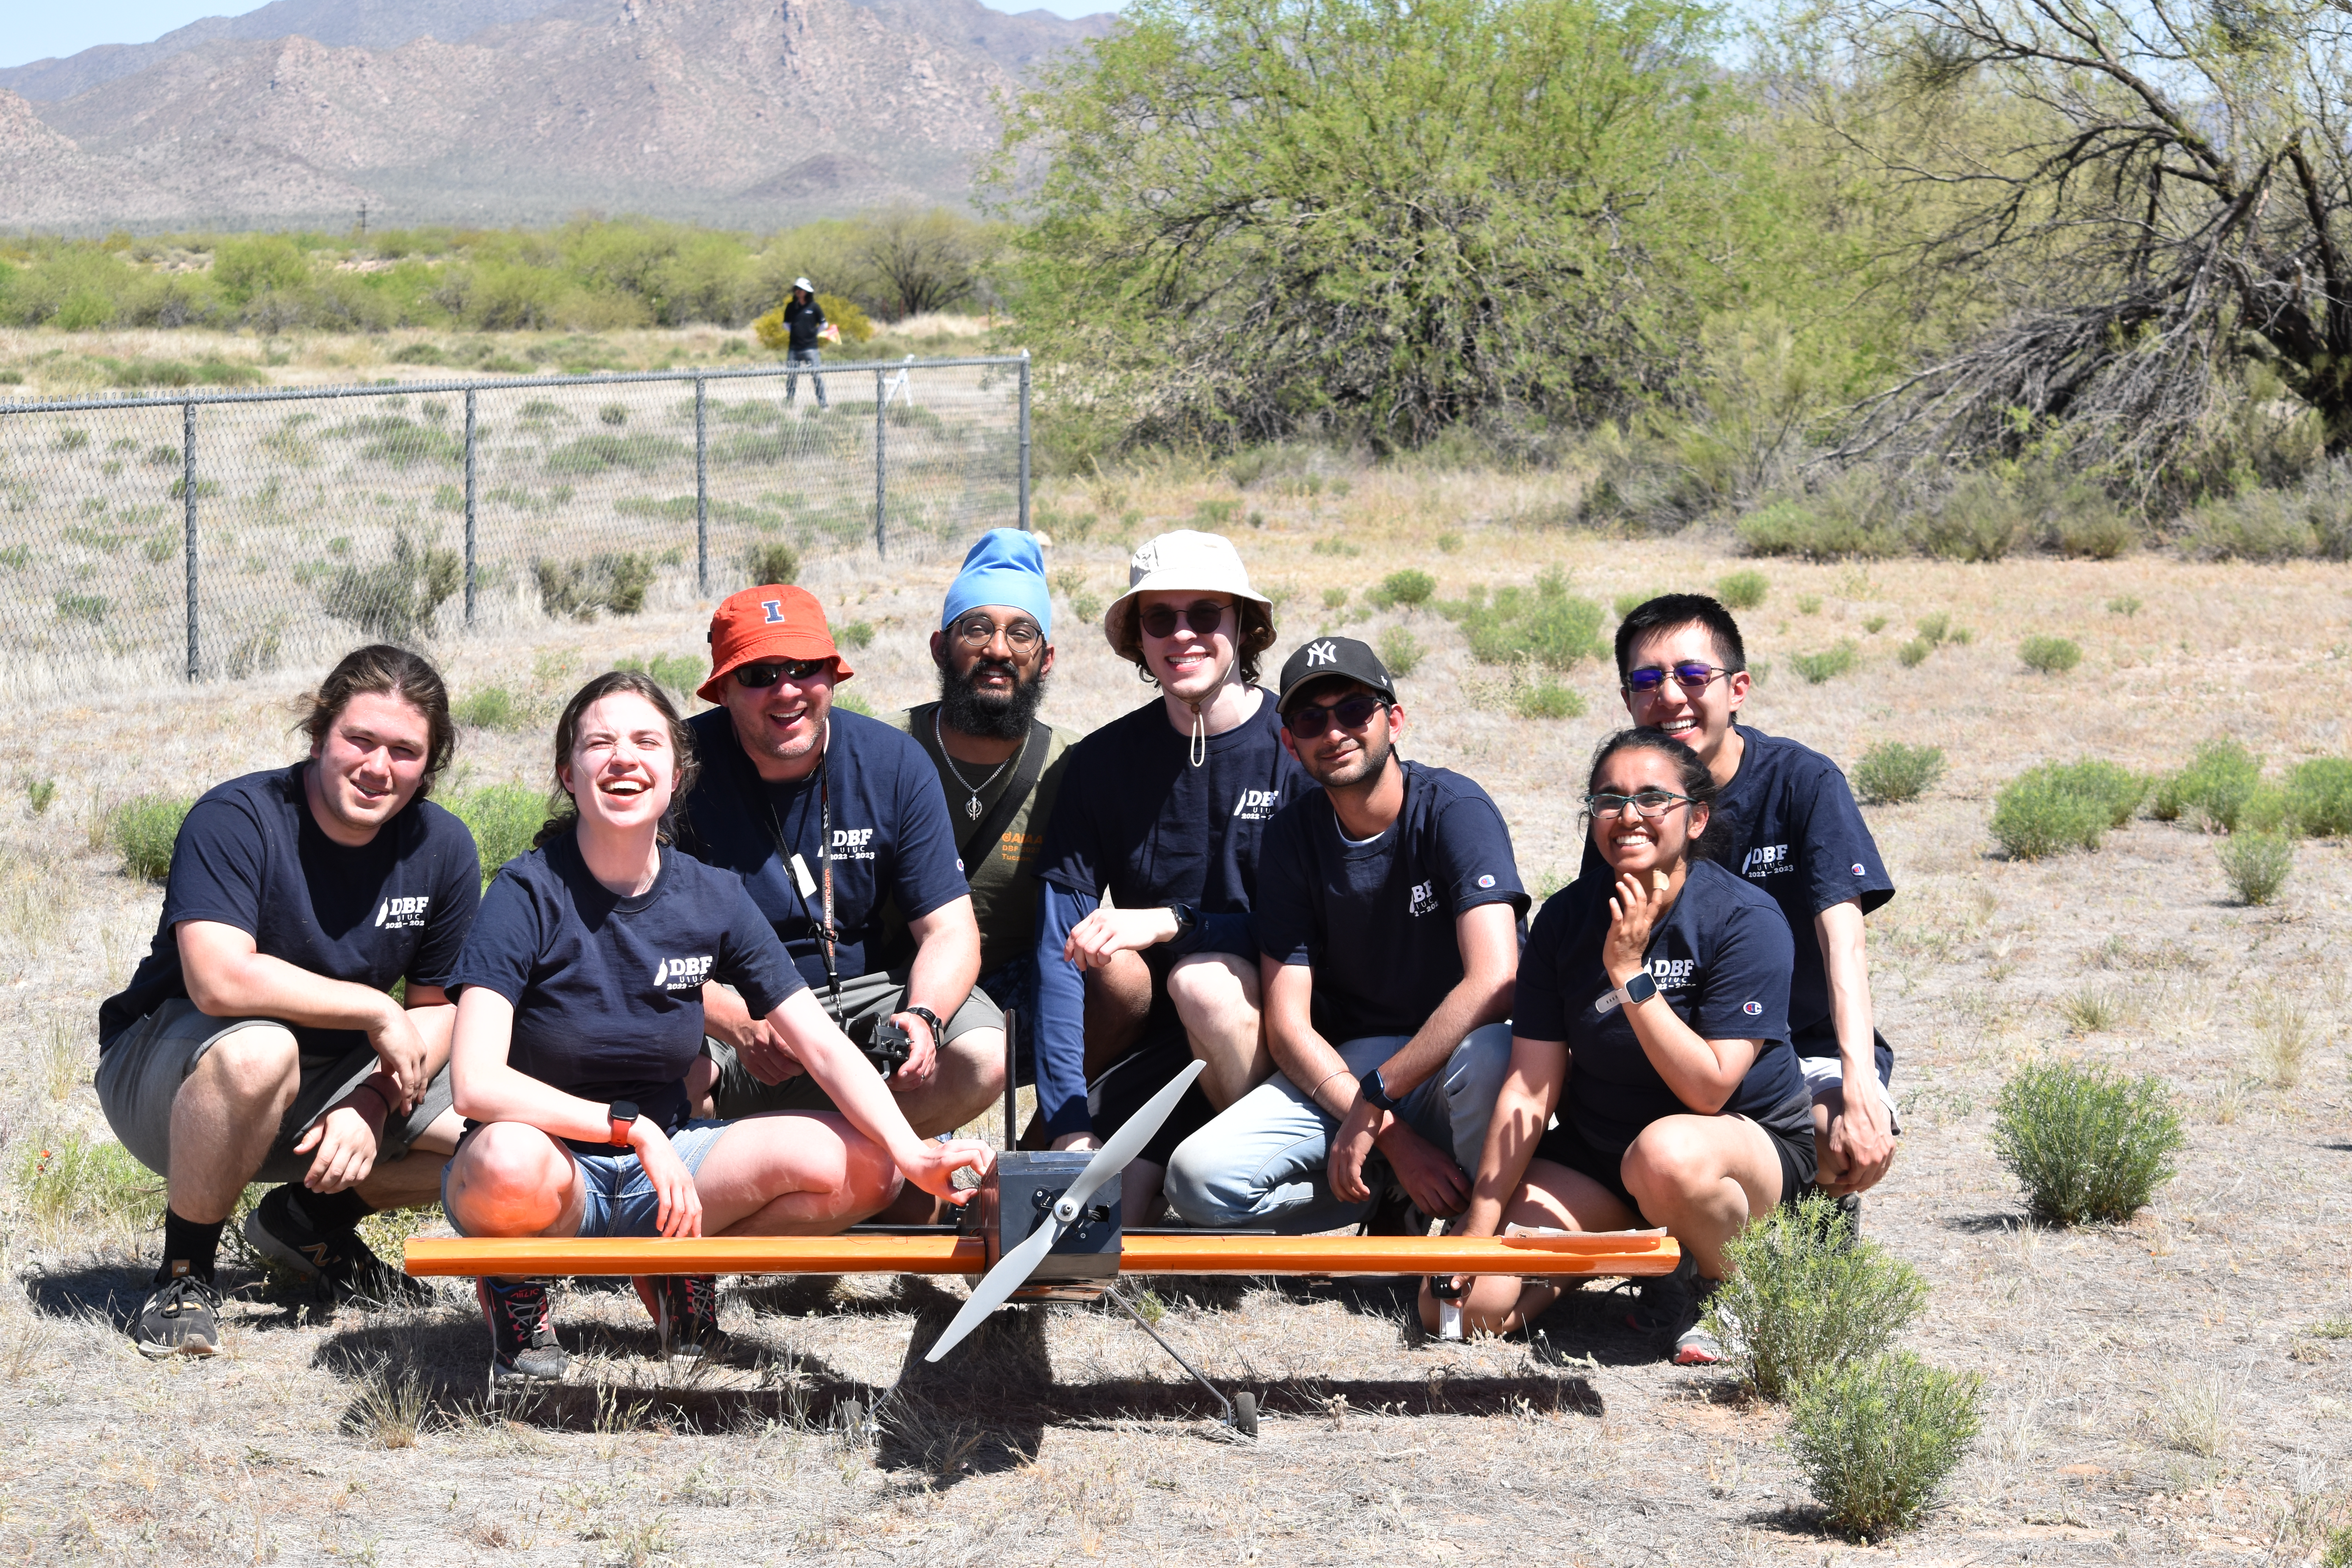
[[350, 1081, 392, 1120], [1311, 1068, 1354, 1116]]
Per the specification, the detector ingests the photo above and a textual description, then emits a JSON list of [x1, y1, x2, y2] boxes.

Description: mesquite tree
[[1808, 0, 2352, 476]]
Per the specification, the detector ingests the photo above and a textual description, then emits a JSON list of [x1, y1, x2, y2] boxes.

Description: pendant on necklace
[[966, 796, 982, 820]]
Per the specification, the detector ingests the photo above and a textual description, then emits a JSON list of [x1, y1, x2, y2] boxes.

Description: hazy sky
[[3, 0, 1127, 69]]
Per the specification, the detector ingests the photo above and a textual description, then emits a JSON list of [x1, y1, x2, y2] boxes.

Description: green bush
[[1715, 569, 1768, 609], [1514, 677, 1584, 719], [2151, 739, 2262, 831], [838, 619, 876, 650], [2107, 595, 2142, 616], [1852, 742, 1945, 805], [1991, 1057, 2184, 1225], [320, 532, 460, 642], [1790, 641, 1859, 684], [624, 652, 706, 696], [535, 553, 653, 620], [2285, 758, 2352, 837], [27, 779, 56, 815], [1989, 764, 2123, 858], [1705, 1192, 1928, 1401], [111, 795, 192, 881], [545, 434, 685, 475], [1737, 501, 1898, 560], [2018, 635, 2082, 674], [1377, 625, 1425, 678], [56, 593, 107, 624], [452, 686, 530, 732], [445, 784, 546, 886], [2218, 831, 2294, 905], [742, 542, 800, 588], [1896, 638, 1931, 668], [1447, 568, 1606, 671], [1377, 569, 1435, 607], [1788, 1352, 1982, 1540], [1612, 587, 1670, 619]]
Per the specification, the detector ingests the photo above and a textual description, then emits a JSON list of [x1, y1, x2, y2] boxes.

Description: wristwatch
[[607, 1099, 640, 1148], [1168, 902, 1199, 939], [1359, 1067, 1404, 1113], [1619, 970, 1659, 1009], [903, 1004, 945, 1046]]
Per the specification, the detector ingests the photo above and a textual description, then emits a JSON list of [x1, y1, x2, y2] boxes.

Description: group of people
[[96, 523, 1899, 1381]]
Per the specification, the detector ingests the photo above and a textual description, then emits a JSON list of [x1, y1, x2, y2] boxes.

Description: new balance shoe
[[652, 1274, 725, 1361], [476, 1278, 568, 1384], [134, 1268, 223, 1358], [243, 1185, 433, 1307]]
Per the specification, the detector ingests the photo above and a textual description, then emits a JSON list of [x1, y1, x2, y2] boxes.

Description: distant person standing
[[782, 278, 828, 410]]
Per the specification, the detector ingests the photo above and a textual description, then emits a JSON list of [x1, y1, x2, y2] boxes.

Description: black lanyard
[[745, 725, 840, 1011]]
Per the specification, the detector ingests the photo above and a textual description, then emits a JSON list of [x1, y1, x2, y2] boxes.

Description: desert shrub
[[1862, 615, 1886, 633], [1377, 625, 1425, 678], [2183, 490, 2314, 561], [1852, 742, 1945, 804], [111, 795, 192, 881], [2218, 831, 2294, 904], [535, 553, 653, 620], [2151, 739, 2261, 831], [2107, 595, 2141, 616], [27, 779, 56, 815], [1989, 764, 2125, 858], [451, 686, 530, 731], [834, 691, 874, 716], [619, 652, 706, 696], [1737, 499, 1900, 560], [1919, 472, 2027, 561], [1788, 1352, 1982, 1540], [597, 403, 627, 427], [2018, 635, 2082, 674], [1515, 676, 1584, 719], [56, 593, 107, 624], [445, 784, 545, 886], [545, 434, 684, 475], [1896, 638, 1931, 668], [320, 532, 460, 642], [1991, 1057, 2184, 1224], [1790, 641, 1859, 684], [1612, 588, 1671, 618], [1797, 593, 1823, 615], [2284, 758, 2352, 837], [1376, 569, 1436, 608], [1447, 568, 1605, 671], [1715, 568, 1768, 609], [838, 619, 876, 650], [1321, 586, 1348, 610], [742, 541, 802, 587], [1704, 1192, 1928, 1401], [1913, 613, 1971, 646]]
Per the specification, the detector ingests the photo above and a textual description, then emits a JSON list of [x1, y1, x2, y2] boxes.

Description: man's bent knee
[[187, 1024, 301, 1102], [1167, 951, 1258, 1013]]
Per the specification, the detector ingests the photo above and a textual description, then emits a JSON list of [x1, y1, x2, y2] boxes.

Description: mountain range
[[0, 0, 1115, 233]]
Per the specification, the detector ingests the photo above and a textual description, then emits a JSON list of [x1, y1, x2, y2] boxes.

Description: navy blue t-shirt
[[1256, 760, 1528, 1044], [99, 764, 481, 1058], [679, 707, 970, 995], [1516, 858, 1803, 1156], [1578, 726, 1894, 1056], [450, 831, 805, 1147], [1038, 688, 1307, 918]]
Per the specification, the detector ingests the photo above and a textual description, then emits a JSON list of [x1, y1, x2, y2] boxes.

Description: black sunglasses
[[1283, 693, 1387, 739], [1623, 661, 1731, 695], [1138, 600, 1232, 639], [735, 659, 831, 688]]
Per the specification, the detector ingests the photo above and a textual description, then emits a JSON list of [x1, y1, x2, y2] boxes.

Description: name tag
[[788, 854, 818, 899]]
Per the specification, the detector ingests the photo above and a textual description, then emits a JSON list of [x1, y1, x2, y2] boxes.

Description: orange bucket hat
[[698, 584, 853, 702]]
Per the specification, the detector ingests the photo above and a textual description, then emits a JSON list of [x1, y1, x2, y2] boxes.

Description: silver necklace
[[934, 709, 1013, 820]]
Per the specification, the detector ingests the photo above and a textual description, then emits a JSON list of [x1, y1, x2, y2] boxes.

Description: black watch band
[[1168, 902, 1198, 938], [904, 1004, 945, 1044], [1359, 1067, 1404, 1113]]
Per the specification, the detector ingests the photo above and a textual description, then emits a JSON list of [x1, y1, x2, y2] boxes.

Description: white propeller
[[924, 1058, 1205, 1364]]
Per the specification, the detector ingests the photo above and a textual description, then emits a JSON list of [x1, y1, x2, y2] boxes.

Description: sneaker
[[243, 1187, 433, 1308], [135, 1268, 223, 1358], [1626, 1253, 1728, 1365], [652, 1274, 725, 1361], [476, 1278, 568, 1385], [1837, 1193, 1863, 1244]]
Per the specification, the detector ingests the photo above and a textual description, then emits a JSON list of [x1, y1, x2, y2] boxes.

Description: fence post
[[695, 375, 710, 595], [463, 387, 479, 626], [183, 400, 199, 682], [1018, 350, 1033, 534], [873, 365, 887, 557]]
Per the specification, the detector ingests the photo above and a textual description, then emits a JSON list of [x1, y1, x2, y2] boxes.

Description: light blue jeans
[[1162, 1023, 1513, 1233]]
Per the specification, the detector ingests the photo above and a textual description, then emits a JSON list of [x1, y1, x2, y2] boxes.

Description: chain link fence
[[0, 354, 1032, 693]]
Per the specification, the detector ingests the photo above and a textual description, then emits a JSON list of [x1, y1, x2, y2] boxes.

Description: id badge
[[788, 853, 818, 899]]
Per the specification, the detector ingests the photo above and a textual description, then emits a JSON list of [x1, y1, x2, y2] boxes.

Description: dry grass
[[0, 459, 2347, 1562]]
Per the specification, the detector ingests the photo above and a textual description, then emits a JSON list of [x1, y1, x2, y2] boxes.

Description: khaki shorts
[[96, 998, 454, 1186], [704, 969, 1001, 1119]]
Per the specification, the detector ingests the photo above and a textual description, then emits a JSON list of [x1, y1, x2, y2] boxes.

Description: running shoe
[[653, 1274, 725, 1361], [134, 1268, 222, 1358], [243, 1185, 433, 1307], [1837, 1193, 1863, 1243], [476, 1278, 568, 1384], [1626, 1253, 1728, 1365]]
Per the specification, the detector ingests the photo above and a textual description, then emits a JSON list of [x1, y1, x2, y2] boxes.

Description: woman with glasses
[[1430, 727, 1813, 1363], [442, 671, 993, 1387], [1032, 530, 1307, 1220]]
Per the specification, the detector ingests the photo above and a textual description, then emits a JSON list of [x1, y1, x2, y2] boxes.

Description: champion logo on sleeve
[[1476, 874, 1496, 888], [1742, 1000, 1764, 1016], [1851, 862, 1866, 876]]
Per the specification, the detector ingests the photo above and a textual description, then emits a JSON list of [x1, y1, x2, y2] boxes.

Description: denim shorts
[[445, 1119, 733, 1239]]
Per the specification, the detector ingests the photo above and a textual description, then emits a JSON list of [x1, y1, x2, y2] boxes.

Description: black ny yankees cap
[[1276, 635, 1397, 714]]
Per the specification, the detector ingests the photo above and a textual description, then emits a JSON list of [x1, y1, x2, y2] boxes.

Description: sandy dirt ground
[[0, 458, 2347, 1566]]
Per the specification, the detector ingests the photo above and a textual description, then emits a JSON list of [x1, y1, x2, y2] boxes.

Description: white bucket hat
[[794, 277, 815, 292], [1101, 530, 1270, 654]]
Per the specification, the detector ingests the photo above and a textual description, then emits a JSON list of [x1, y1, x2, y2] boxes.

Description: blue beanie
[[942, 528, 1052, 639]]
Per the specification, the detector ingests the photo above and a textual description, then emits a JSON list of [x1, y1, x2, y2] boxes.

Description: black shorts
[[1085, 945, 1215, 1169], [1532, 1091, 1819, 1223]]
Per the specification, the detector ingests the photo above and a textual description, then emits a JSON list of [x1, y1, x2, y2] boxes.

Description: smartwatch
[[1619, 971, 1659, 1009], [607, 1100, 640, 1148], [1168, 902, 1199, 939], [903, 1004, 945, 1046], [1359, 1067, 1404, 1113]]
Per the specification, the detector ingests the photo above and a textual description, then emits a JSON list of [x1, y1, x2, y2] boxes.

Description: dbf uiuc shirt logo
[[374, 896, 432, 930], [651, 955, 715, 991]]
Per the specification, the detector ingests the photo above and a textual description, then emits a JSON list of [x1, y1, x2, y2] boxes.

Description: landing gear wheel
[[1232, 1390, 1258, 1437]]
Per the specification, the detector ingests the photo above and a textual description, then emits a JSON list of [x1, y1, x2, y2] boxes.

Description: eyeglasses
[[735, 659, 831, 688], [1137, 600, 1232, 639], [1283, 693, 1387, 739], [1583, 789, 1697, 819], [949, 614, 1043, 652], [1623, 662, 1732, 695]]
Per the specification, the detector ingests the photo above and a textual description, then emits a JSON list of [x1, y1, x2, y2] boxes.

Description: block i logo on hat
[[699, 583, 853, 702]]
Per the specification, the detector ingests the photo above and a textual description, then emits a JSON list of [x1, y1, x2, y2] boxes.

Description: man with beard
[[890, 530, 1076, 1135], [1165, 637, 1526, 1234]]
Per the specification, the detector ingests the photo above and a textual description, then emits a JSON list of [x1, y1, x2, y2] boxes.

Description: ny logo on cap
[[762, 599, 786, 624], [1305, 640, 1338, 666]]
